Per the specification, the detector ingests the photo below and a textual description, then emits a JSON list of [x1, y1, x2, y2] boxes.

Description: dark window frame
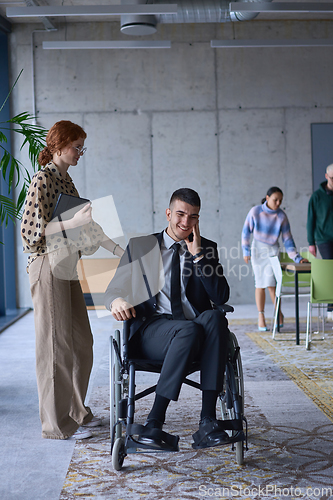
[[0, 25, 21, 330]]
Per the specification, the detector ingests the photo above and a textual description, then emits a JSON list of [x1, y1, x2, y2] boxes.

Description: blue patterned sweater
[[242, 201, 302, 262]]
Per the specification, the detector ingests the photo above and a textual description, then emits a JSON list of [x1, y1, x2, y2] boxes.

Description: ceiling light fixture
[[42, 40, 171, 49], [6, 4, 178, 18], [211, 39, 333, 48], [229, 2, 333, 14]]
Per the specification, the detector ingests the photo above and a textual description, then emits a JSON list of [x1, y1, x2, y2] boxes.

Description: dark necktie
[[171, 243, 186, 320]]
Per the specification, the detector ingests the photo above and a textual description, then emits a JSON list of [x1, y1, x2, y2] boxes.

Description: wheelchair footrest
[[126, 423, 180, 452], [228, 430, 245, 444], [219, 419, 243, 432], [192, 419, 244, 450]]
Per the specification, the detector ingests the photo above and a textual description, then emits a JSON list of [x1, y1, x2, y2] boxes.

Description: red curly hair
[[38, 120, 87, 166]]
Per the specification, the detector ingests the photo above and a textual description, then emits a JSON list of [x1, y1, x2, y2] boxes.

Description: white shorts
[[251, 239, 279, 289]]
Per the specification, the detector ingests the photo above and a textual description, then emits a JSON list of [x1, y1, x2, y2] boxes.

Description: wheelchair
[[109, 305, 248, 470]]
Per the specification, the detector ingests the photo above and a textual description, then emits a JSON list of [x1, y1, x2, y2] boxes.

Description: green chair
[[270, 253, 311, 339], [306, 258, 333, 350], [279, 251, 315, 287]]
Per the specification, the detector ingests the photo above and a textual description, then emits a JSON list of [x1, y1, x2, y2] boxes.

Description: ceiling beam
[[211, 39, 333, 47], [42, 40, 172, 49], [229, 2, 333, 13], [7, 4, 178, 18]]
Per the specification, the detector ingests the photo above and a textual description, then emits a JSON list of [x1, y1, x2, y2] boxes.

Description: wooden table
[[280, 262, 311, 345]]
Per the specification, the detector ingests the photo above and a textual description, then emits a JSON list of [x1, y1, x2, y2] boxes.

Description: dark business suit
[[104, 230, 230, 401]]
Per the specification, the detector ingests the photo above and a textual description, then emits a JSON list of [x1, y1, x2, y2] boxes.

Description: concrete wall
[[9, 19, 333, 308]]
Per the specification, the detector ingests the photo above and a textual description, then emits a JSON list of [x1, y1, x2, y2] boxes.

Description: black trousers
[[136, 309, 229, 401], [318, 241, 333, 259]]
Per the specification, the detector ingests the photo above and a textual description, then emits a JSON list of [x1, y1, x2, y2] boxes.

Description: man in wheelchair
[[105, 188, 232, 450]]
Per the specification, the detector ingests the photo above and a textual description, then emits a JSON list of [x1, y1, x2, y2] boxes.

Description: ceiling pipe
[[229, 0, 273, 22], [151, 0, 274, 25], [119, 0, 275, 34], [157, 0, 230, 23]]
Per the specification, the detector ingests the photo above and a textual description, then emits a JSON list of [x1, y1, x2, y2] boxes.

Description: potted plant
[[0, 70, 47, 231]]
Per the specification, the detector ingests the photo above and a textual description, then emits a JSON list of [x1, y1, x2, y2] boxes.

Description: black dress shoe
[[136, 419, 164, 447], [192, 417, 230, 449], [145, 418, 163, 430]]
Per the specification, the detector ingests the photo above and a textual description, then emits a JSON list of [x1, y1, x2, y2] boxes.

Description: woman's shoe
[[258, 311, 268, 331], [82, 416, 103, 428], [258, 325, 268, 332], [279, 314, 284, 328], [69, 427, 92, 440]]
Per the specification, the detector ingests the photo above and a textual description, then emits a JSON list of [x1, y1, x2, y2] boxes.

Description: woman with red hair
[[21, 120, 122, 440]]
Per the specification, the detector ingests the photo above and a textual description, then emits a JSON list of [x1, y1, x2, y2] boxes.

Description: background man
[[307, 164, 333, 316], [105, 188, 231, 449], [307, 163, 333, 260]]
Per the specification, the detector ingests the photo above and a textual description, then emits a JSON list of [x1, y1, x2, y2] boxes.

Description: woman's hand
[[43, 202, 92, 237], [300, 258, 309, 263], [244, 256, 251, 264], [71, 203, 92, 228]]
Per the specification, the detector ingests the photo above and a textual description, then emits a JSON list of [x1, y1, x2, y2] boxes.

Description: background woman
[[21, 120, 123, 439], [242, 186, 308, 331]]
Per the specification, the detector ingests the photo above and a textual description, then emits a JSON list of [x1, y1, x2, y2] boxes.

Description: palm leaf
[[0, 69, 23, 114], [0, 131, 7, 143], [0, 194, 18, 226], [0, 148, 10, 179], [16, 182, 29, 215], [1, 113, 47, 172]]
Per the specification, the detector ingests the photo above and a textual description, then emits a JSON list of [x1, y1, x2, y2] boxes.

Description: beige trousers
[[29, 252, 94, 439]]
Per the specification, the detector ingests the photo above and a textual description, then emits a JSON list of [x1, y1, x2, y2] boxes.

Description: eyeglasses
[[73, 146, 87, 156]]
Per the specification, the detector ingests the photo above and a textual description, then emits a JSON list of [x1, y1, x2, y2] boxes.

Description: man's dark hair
[[169, 188, 201, 209]]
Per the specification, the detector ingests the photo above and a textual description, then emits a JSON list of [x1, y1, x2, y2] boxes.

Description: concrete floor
[[1, 297, 332, 500]]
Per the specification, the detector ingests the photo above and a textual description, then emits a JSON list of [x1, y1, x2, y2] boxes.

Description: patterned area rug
[[60, 322, 333, 500], [242, 318, 333, 423]]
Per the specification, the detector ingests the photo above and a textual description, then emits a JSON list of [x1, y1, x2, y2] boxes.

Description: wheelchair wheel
[[236, 440, 244, 465], [219, 330, 246, 465], [229, 331, 245, 412], [112, 437, 126, 471], [109, 331, 123, 443], [234, 336, 245, 466]]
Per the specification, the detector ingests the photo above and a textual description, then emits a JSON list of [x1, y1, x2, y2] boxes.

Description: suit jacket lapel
[[156, 231, 164, 247]]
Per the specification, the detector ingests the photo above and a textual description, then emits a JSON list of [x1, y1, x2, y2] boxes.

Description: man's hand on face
[[111, 298, 136, 321], [185, 221, 202, 257]]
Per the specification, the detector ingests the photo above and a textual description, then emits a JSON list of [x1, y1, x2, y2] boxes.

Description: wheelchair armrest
[[215, 304, 234, 314]]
